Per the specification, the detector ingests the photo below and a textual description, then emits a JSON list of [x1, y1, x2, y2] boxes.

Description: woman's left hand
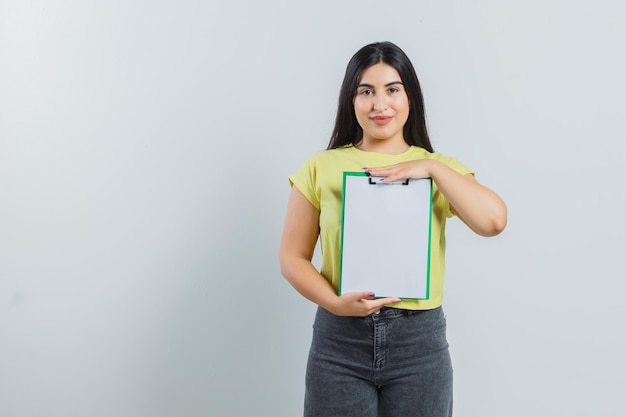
[[364, 159, 507, 237], [364, 159, 434, 182]]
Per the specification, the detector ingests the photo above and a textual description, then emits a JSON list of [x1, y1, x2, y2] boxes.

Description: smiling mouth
[[371, 116, 392, 126]]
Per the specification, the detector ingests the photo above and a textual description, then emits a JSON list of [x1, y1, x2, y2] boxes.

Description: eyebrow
[[357, 81, 404, 88]]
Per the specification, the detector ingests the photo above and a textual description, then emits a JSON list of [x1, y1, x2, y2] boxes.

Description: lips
[[371, 115, 393, 126]]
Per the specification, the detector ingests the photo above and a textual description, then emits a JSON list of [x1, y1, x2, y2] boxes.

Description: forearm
[[280, 256, 339, 311], [279, 186, 402, 316], [429, 160, 507, 236]]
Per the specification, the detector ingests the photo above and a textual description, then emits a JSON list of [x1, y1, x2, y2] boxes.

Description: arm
[[279, 186, 401, 316], [365, 159, 507, 237]]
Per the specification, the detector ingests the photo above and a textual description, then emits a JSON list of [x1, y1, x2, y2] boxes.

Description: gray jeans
[[304, 306, 453, 417]]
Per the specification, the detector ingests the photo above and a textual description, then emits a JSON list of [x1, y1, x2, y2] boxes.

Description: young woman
[[279, 41, 507, 417]]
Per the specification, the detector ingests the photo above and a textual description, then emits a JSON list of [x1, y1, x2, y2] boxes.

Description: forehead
[[358, 63, 402, 84]]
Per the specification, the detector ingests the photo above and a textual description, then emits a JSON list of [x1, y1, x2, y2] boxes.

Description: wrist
[[322, 295, 339, 315], [424, 159, 445, 179], [318, 293, 341, 315], [426, 158, 441, 176]]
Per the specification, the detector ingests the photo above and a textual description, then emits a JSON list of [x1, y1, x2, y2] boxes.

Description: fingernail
[[368, 292, 375, 298]]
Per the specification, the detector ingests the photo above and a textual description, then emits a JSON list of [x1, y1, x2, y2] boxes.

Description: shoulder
[[292, 147, 350, 178], [300, 146, 354, 166], [315, 146, 354, 159]]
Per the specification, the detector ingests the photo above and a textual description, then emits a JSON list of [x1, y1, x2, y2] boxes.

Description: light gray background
[[1, 1, 624, 416]]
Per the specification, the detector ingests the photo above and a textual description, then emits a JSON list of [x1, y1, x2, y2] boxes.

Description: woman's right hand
[[280, 187, 402, 317], [329, 292, 402, 317]]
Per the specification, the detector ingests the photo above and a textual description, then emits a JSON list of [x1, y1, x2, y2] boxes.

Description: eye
[[388, 87, 400, 94], [359, 89, 373, 96]]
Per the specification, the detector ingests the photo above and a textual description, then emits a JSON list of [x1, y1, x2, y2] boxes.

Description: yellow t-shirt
[[289, 145, 472, 310]]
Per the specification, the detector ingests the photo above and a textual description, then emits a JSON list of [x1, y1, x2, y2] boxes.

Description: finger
[[360, 297, 402, 315], [374, 297, 402, 306], [365, 165, 392, 174], [360, 291, 376, 300], [379, 174, 402, 183], [342, 291, 376, 302]]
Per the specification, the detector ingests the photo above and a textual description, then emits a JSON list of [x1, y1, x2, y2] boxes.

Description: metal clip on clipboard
[[368, 177, 410, 185]]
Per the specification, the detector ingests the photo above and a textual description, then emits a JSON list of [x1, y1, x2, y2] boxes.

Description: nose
[[373, 93, 387, 111]]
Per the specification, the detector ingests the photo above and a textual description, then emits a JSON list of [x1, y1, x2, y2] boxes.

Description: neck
[[355, 139, 410, 155]]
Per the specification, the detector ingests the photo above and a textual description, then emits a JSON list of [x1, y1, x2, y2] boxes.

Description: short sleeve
[[288, 155, 321, 210], [438, 153, 473, 176], [431, 153, 474, 218]]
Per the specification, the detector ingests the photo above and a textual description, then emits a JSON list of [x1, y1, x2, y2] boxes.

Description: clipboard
[[338, 172, 433, 300]]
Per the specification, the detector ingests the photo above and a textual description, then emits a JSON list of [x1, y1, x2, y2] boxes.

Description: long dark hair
[[327, 41, 433, 152]]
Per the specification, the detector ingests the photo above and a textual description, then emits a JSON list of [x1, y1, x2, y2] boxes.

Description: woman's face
[[353, 63, 410, 148]]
